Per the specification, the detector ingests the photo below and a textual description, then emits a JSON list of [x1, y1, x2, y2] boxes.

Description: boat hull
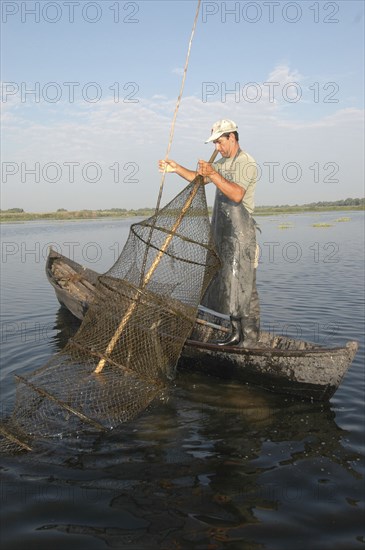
[[180, 338, 358, 401], [45, 249, 358, 401], [46, 249, 99, 321]]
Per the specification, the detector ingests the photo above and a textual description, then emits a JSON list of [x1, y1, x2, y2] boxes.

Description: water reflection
[[12, 391, 360, 549], [1, 214, 363, 549], [51, 304, 361, 481], [12, 304, 358, 548]]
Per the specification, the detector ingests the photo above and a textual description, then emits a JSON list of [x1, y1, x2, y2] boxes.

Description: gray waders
[[201, 189, 260, 345]]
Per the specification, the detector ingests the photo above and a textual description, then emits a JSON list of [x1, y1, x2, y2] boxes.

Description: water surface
[[1, 212, 364, 549]]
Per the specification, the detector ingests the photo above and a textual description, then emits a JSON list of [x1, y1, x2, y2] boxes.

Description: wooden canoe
[[45, 249, 358, 401]]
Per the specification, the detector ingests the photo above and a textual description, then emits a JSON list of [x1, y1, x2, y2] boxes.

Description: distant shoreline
[[1, 204, 363, 223]]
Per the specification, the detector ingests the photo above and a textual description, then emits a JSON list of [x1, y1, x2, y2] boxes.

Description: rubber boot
[[216, 316, 243, 346], [241, 317, 260, 348]]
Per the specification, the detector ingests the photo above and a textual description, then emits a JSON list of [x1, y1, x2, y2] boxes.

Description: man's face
[[213, 134, 235, 157]]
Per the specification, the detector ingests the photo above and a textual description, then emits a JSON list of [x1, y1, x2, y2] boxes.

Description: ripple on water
[[0, 214, 364, 549]]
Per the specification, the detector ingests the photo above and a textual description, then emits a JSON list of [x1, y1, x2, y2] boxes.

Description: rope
[[163, 3, 201, 169], [139, 0, 202, 283], [157, 0, 201, 209]]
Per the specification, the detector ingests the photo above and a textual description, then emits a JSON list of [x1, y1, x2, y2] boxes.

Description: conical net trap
[[0, 179, 220, 452]]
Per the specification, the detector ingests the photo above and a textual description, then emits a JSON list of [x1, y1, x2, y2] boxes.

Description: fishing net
[[0, 179, 220, 452]]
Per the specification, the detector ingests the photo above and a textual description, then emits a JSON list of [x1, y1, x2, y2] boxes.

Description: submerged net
[[0, 179, 220, 452]]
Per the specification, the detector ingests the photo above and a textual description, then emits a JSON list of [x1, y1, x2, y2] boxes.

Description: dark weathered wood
[[51, 260, 94, 302], [45, 249, 358, 400]]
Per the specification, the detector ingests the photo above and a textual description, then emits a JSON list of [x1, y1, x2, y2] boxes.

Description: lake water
[[0, 211, 364, 549]]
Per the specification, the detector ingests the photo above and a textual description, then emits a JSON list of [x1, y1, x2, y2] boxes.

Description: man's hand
[[197, 160, 215, 178], [158, 159, 178, 173]]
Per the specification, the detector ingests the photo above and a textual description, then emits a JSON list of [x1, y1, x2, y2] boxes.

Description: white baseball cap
[[205, 119, 238, 143]]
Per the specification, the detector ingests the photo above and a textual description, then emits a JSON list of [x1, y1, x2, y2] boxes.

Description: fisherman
[[159, 119, 260, 347]]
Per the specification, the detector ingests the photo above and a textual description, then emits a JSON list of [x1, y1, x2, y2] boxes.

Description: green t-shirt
[[213, 149, 257, 214]]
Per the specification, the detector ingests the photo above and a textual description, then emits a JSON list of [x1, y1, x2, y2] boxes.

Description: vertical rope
[[157, 0, 201, 209], [139, 0, 201, 283], [164, 3, 201, 161]]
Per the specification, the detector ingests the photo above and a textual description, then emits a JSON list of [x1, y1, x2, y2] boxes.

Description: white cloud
[[1, 65, 364, 211], [267, 64, 304, 85], [172, 67, 184, 76]]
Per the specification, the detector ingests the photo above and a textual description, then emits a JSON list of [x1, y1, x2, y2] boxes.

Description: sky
[[1, 0, 364, 212]]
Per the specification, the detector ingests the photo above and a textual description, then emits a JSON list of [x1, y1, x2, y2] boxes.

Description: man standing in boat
[[159, 119, 260, 347]]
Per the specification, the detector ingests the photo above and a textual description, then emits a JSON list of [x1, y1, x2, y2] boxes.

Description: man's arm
[[158, 157, 244, 202], [158, 159, 197, 182], [197, 160, 245, 203]]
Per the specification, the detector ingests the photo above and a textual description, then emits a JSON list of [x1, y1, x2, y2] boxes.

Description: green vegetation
[[278, 222, 294, 229], [334, 217, 351, 222], [254, 197, 364, 216], [312, 222, 333, 228], [4, 208, 24, 213], [0, 207, 155, 222], [1, 198, 363, 223]]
